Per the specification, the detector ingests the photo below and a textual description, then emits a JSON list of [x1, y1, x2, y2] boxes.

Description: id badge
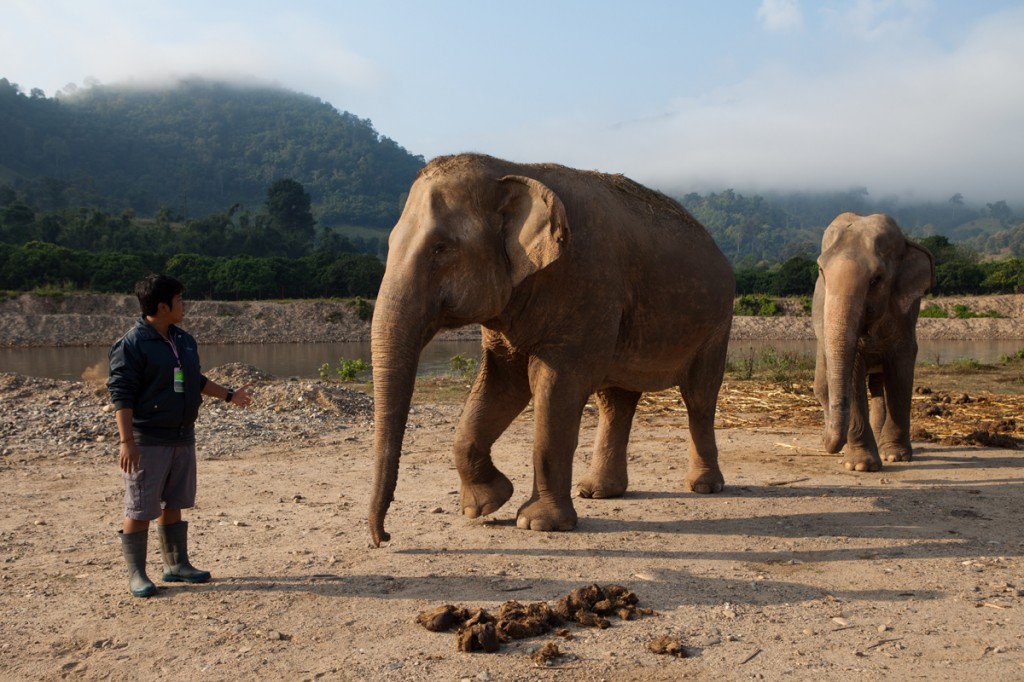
[[173, 367, 185, 393]]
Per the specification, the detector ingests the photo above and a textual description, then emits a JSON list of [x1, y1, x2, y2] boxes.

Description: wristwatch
[[225, 388, 234, 403]]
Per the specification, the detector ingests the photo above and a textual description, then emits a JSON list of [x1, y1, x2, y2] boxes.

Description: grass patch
[[921, 303, 1007, 319], [412, 376, 474, 404], [919, 303, 948, 318], [727, 346, 815, 384]]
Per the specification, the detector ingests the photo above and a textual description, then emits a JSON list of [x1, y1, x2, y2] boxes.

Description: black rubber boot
[[118, 530, 157, 598], [157, 521, 211, 583]]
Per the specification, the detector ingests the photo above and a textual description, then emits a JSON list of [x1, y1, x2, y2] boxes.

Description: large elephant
[[369, 153, 735, 546], [812, 212, 935, 472]]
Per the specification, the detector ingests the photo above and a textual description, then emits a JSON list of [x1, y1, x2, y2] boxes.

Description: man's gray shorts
[[123, 444, 197, 520]]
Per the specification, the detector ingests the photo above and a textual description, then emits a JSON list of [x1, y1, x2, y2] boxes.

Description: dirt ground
[[3, 358, 1024, 681]]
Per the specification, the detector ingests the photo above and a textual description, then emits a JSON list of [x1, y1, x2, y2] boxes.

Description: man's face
[[157, 293, 185, 324], [170, 293, 184, 323]]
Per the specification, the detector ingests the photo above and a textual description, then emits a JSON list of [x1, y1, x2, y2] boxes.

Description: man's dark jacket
[[108, 318, 208, 445]]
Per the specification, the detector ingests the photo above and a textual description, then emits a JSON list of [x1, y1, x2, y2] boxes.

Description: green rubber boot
[[157, 521, 211, 583], [118, 530, 157, 598]]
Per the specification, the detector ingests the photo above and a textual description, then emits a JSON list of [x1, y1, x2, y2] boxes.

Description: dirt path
[[3, 384, 1024, 680]]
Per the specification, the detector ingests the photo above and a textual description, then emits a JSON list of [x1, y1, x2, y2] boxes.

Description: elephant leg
[[454, 346, 532, 519], [868, 372, 887, 436], [843, 356, 882, 472], [577, 387, 640, 499], [879, 349, 916, 462], [680, 335, 728, 494], [516, 360, 586, 532]]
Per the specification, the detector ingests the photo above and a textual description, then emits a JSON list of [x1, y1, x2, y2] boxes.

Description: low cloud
[[482, 7, 1024, 204]]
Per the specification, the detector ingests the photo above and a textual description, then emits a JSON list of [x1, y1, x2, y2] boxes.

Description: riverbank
[[2, 293, 1024, 347]]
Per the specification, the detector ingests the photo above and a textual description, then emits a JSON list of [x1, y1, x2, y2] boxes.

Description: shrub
[[919, 304, 948, 318], [734, 294, 780, 317], [349, 296, 373, 321], [448, 354, 478, 381], [1000, 348, 1024, 363], [318, 357, 370, 382]]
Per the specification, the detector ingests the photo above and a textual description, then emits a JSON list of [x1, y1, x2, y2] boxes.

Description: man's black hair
[[135, 273, 184, 317]]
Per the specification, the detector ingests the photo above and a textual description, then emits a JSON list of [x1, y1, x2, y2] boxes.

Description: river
[[2, 338, 1023, 382]]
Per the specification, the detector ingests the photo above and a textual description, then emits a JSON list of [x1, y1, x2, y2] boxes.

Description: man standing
[[108, 274, 252, 597]]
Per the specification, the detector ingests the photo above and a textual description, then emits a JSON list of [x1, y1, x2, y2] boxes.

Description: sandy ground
[[3, 366, 1024, 681]]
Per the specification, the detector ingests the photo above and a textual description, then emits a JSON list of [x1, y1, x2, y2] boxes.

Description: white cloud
[[485, 7, 1024, 204], [823, 0, 934, 43], [758, 0, 804, 32]]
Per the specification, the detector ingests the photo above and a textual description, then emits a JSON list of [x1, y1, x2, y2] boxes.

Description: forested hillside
[[0, 77, 423, 227], [1, 75, 1023, 299]]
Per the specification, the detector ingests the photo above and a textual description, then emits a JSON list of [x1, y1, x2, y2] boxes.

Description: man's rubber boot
[[157, 521, 211, 583], [118, 530, 157, 598]]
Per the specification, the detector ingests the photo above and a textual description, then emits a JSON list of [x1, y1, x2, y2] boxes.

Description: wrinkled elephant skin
[[369, 154, 735, 545]]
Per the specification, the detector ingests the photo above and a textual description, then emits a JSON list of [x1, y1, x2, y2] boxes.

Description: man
[[108, 274, 252, 597]]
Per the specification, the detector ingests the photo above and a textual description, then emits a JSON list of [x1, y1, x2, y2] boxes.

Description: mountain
[[0, 77, 424, 229]]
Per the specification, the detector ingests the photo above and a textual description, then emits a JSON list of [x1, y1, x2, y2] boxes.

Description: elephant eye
[[432, 242, 447, 256], [869, 275, 883, 288]]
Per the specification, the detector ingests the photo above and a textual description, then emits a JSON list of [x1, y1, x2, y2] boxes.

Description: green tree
[[165, 253, 218, 299], [0, 202, 35, 242], [981, 258, 1024, 293], [264, 178, 316, 257], [934, 261, 984, 295], [734, 267, 775, 295], [213, 256, 276, 299], [88, 252, 147, 292], [772, 257, 818, 297], [1, 241, 83, 289]]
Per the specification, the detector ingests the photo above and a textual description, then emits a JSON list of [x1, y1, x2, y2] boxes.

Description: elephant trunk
[[368, 275, 438, 546], [822, 288, 863, 454]]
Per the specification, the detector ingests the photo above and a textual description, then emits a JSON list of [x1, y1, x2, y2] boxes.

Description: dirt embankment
[[2, 293, 1024, 348]]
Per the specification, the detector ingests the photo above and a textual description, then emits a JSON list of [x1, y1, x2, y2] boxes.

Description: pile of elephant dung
[[648, 635, 688, 658], [911, 388, 1024, 449], [416, 584, 655, 654], [638, 381, 1024, 450]]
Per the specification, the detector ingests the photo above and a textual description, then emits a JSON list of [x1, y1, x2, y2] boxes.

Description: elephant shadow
[[192, 569, 943, 613]]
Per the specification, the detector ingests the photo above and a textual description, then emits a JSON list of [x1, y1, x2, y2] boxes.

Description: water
[[1, 338, 1022, 382], [0, 339, 483, 382]]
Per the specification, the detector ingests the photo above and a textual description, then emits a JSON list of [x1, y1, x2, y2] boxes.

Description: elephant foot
[[460, 473, 514, 519], [842, 450, 882, 472], [685, 467, 724, 494], [880, 444, 913, 463], [576, 472, 627, 499], [515, 497, 578, 532]]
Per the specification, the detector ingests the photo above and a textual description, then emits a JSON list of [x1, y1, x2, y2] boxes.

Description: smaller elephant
[[812, 212, 935, 472]]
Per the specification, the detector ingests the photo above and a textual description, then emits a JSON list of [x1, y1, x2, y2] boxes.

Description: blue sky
[[3, 1, 1023, 203]]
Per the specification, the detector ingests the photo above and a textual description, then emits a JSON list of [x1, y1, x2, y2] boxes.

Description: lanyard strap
[[163, 332, 182, 366]]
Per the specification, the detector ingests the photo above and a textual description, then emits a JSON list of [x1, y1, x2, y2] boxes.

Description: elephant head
[[369, 156, 569, 546], [815, 212, 935, 453]]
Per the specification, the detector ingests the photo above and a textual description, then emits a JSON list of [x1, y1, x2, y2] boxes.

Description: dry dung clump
[[908, 389, 1024, 449], [416, 584, 654, 654], [416, 605, 470, 632], [531, 641, 566, 666], [648, 635, 688, 657], [947, 430, 1021, 449]]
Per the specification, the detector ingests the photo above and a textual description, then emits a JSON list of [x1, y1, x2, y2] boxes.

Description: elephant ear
[[895, 239, 936, 314], [498, 175, 569, 286]]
